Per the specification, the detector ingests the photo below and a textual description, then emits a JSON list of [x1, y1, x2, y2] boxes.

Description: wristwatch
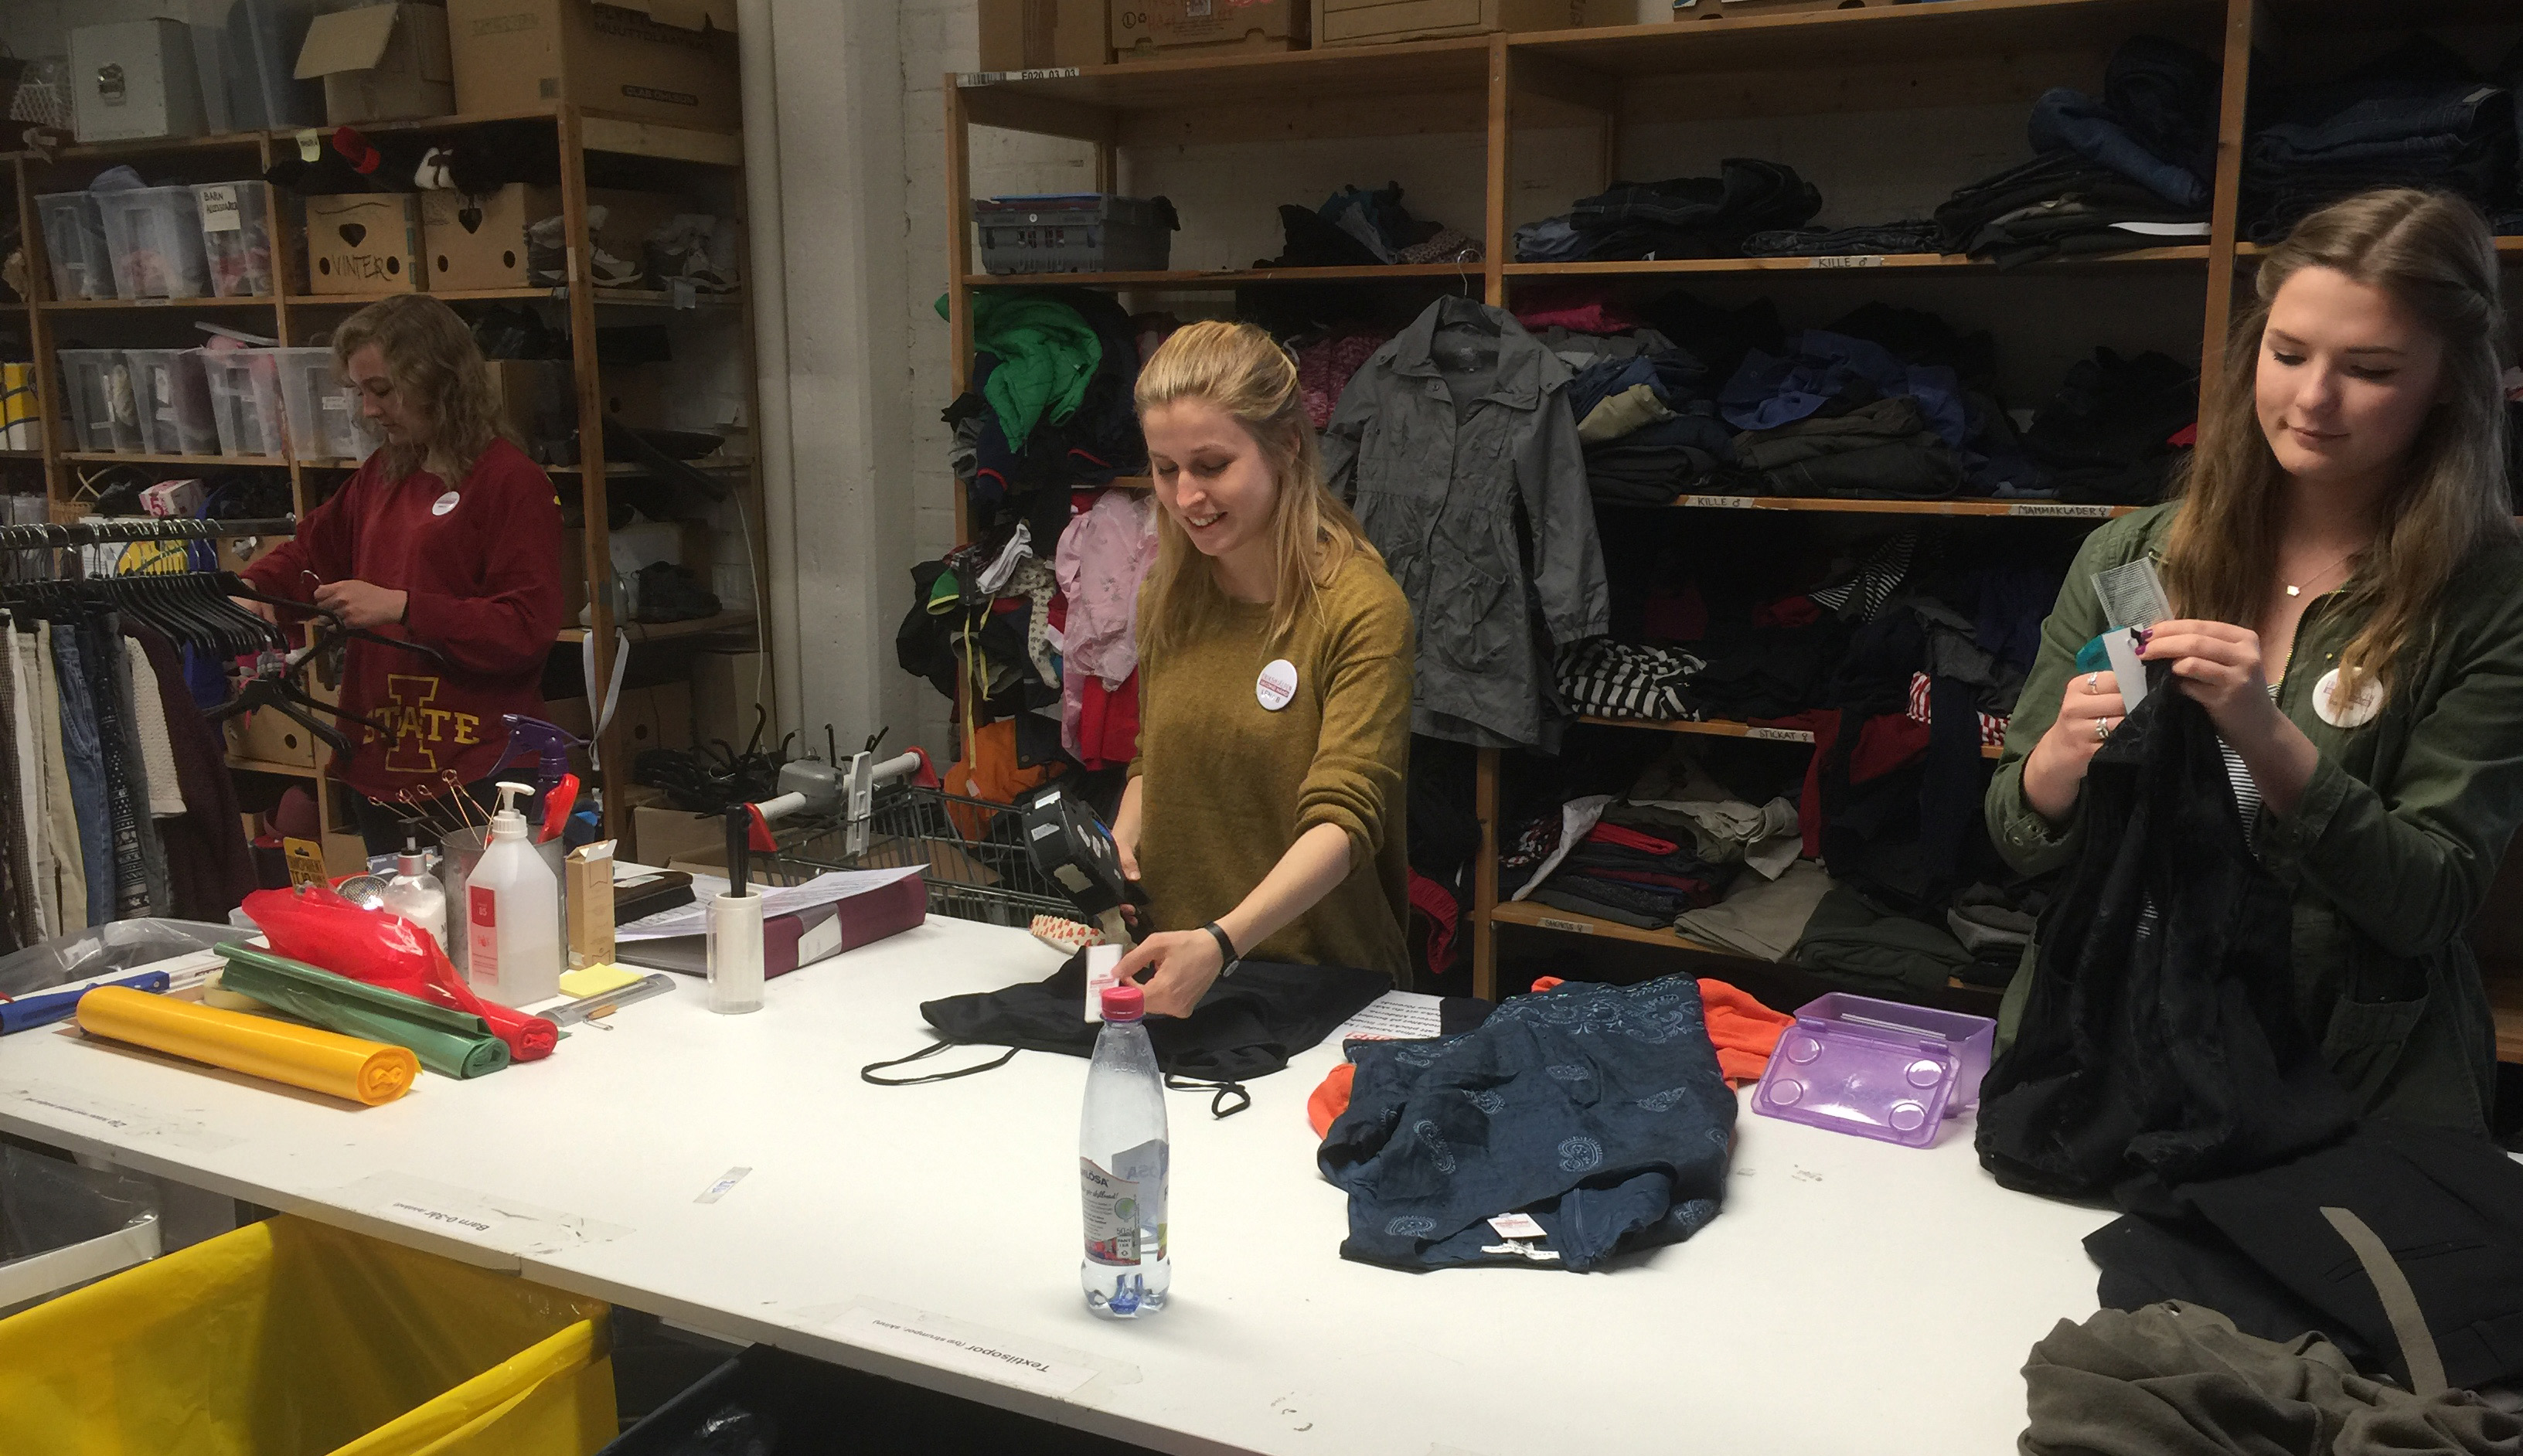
[[1200, 921, 1242, 978]]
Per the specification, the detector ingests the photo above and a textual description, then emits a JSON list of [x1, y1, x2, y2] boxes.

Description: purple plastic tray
[[1751, 994, 1997, 1148]]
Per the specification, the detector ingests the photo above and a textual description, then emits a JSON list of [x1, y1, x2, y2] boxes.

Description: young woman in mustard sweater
[[1109, 321, 1414, 1016]]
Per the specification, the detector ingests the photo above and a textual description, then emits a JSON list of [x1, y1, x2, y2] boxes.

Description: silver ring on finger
[[2086, 673, 2101, 693], [2094, 716, 2111, 743]]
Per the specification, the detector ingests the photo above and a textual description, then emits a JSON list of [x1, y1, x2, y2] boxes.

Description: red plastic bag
[[241, 886, 557, 1062]]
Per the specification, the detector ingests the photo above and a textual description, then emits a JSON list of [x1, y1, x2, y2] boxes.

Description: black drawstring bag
[[862, 951, 1391, 1118]]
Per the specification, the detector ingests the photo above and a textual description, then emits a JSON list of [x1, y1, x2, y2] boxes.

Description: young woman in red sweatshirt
[[240, 294, 565, 852]]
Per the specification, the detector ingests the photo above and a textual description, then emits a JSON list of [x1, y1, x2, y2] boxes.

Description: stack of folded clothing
[[1936, 35, 2220, 267], [1515, 158, 1820, 263], [2021, 347, 2198, 504], [1558, 638, 1705, 721], [1945, 882, 2046, 987], [1792, 885, 1974, 995], [1540, 324, 1738, 505], [1741, 221, 1941, 258], [1684, 621, 1845, 722], [1260, 182, 1480, 268], [1673, 859, 1831, 961], [1621, 750, 1800, 881], [1526, 810, 1734, 929], [941, 288, 1147, 547], [1718, 328, 1967, 461], [2243, 39, 2519, 243], [1732, 396, 1962, 501]]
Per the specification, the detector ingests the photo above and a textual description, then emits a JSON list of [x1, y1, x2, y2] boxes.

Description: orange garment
[[1305, 978, 1794, 1135], [940, 718, 1057, 839]]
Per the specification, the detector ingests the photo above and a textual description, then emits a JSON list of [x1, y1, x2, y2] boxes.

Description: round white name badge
[[2313, 668, 2382, 729], [1256, 658, 1297, 712], [431, 491, 461, 516]]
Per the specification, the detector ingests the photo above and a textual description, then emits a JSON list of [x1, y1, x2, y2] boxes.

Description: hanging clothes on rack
[[1323, 296, 1608, 750]]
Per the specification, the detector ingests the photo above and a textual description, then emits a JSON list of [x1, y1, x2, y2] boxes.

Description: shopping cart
[[764, 779, 1074, 930]]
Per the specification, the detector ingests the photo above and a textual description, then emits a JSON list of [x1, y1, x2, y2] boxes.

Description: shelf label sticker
[[2007, 503, 2117, 519], [1681, 495, 1757, 510], [831, 1303, 1105, 1399], [1534, 917, 1595, 934], [1809, 254, 1888, 269], [958, 68, 1084, 86], [0, 1078, 242, 1153], [1745, 726, 1816, 742], [337, 1172, 632, 1255]]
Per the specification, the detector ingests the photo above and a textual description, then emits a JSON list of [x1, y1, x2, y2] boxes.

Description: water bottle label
[[1081, 1157, 1139, 1266]]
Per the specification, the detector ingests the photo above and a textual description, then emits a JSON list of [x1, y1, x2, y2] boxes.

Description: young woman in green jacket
[[1987, 189, 2523, 1133]]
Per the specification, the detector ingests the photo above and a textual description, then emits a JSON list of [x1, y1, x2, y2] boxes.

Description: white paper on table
[[615, 866, 924, 941], [1331, 991, 1445, 1043]]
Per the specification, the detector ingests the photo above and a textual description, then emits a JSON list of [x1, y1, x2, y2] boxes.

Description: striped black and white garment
[[1557, 639, 1706, 721], [1810, 529, 1917, 624]]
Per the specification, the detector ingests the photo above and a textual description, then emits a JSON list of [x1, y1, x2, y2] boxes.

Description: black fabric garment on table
[[918, 951, 1391, 1083], [126, 623, 257, 921], [1319, 974, 1733, 1272], [1976, 690, 2356, 1200], [2087, 1120, 2523, 1392]]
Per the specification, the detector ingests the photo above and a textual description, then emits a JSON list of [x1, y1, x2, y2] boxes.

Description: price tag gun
[[1020, 786, 1147, 951]]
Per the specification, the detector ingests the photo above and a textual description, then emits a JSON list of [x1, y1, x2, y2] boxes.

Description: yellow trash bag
[[0, 1214, 615, 1456]]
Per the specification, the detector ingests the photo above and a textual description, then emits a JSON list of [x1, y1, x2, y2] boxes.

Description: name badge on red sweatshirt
[[432, 492, 460, 516], [1256, 658, 1296, 711]]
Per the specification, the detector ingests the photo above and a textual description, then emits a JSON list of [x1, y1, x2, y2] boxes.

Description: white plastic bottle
[[380, 836, 447, 954], [1080, 983, 1169, 1317], [465, 782, 561, 1007]]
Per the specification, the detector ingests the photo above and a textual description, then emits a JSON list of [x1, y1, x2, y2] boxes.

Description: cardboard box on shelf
[[689, 651, 770, 751], [227, 670, 339, 769], [419, 184, 560, 291], [294, 2, 455, 125], [447, 0, 741, 131], [1313, 0, 1600, 46], [485, 359, 575, 458], [70, 19, 209, 144], [619, 681, 693, 754], [598, 365, 665, 424], [1114, 0, 1306, 59], [305, 194, 422, 294], [980, 0, 1108, 71], [634, 803, 720, 867]]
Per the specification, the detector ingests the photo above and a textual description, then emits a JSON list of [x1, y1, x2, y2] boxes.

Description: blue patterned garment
[[1319, 975, 1734, 1271]]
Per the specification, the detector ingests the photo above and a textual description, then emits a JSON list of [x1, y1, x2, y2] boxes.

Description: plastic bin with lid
[[0, 1147, 161, 1320], [0, 1214, 616, 1453], [273, 346, 374, 461], [95, 185, 213, 299], [122, 348, 221, 457], [203, 349, 285, 458], [56, 350, 145, 454], [191, 181, 275, 297], [974, 194, 1179, 274], [33, 192, 114, 301]]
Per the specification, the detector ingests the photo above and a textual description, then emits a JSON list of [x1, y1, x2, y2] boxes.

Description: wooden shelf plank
[[39, 295, 278, 311], [2491, 971, 2523, 1065], [64, 451, 287, 466], [1650, 493, 2141, 519], [1512, 0, 2222, 78], [1503, 246, 2210, 277], [578, 113, 746, 168], [226, 754, 320, 781], [1576, 714, 2005, 759], [284, 287, 556, 304], [962, 264, 1475, 289], [557, 609, 758, 645]]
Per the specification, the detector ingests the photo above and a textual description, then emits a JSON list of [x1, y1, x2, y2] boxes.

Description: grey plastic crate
[[974, 194, 1178, 275]]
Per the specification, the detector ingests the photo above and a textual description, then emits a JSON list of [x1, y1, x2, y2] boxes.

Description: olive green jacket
[[1986, 503, 2523, 1133]]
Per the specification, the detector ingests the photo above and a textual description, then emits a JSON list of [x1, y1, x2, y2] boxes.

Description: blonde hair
[[1133, 320, 1379, 658], [2164, 189, 2513, 707], [331, 294, 509, 481]]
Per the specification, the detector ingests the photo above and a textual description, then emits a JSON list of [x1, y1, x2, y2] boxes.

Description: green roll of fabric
[[214, 943, 510, 1080]]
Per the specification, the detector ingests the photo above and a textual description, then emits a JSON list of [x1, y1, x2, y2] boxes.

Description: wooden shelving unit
[[6, 101, 771, 873], [945, 0, 2523, 1029]]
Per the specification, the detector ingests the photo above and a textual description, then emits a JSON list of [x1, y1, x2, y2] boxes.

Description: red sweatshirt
[[242, 437, 565, 801]]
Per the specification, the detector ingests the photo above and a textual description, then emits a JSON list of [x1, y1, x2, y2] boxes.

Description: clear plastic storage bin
[[56, 350, 145, 454], [34, 192, 115, 301], [123, 349, 221, 457], [272, 347, 373, 461], [203, 349, 285, 458], [191, 182, 274, 298], [95, 186, 213, 299]]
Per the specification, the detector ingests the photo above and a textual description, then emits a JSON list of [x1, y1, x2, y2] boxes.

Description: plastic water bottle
[[1080, 983, 1168, 1317]]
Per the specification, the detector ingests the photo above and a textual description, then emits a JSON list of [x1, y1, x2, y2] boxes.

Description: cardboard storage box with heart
[[306, 194, 423, 294], [420, 184, 560, 291]]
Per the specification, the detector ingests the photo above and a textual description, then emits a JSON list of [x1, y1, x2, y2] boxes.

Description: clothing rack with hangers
[[0, 516, 298, 551]]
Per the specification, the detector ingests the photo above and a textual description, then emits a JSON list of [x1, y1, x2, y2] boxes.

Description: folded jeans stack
[[1732, 395, 1963, 501], [1515, 159, 1821, 263], [2242, 39, 2519, 242], [1527, 813, 1734, 928]]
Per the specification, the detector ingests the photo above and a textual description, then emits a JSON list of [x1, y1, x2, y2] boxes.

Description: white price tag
[[1487, 1212, 1547, 1240]]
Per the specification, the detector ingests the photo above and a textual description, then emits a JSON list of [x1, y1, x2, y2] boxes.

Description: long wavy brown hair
[[1133, 320, 1381, 659], [330, 294, 510, 481], [2163, 189, 2513, 708]]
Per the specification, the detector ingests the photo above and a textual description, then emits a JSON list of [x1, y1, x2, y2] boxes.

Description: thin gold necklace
[[2283, 546, 2360, 599]]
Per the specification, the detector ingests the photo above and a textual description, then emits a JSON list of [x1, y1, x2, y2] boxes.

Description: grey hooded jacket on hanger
[[1322, 296, 1608, 748]]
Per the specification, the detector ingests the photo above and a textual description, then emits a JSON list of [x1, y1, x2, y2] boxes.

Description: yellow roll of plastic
[[76, 986, 419, 1106]]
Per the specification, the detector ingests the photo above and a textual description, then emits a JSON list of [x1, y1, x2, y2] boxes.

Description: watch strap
[[1200, 920, 1241, 977]]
